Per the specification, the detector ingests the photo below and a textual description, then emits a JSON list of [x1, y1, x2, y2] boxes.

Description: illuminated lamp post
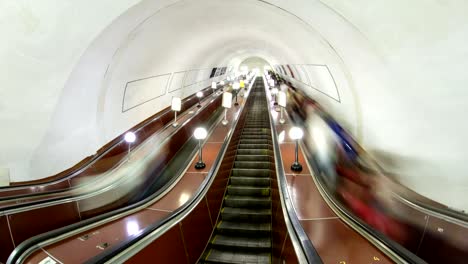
[[289, 127, 304, 171], [172, 97, 181, 127], [124, 131, 136, 161], [196, 91, 203, 108], [222, 92, 232, 126], [211, 82, 217, 96], [194, 127, 208, 169]]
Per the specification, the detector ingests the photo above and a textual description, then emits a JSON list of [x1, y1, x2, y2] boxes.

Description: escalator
[[201, 81, 273, 263]]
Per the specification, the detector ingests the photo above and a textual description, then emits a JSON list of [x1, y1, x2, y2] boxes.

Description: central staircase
[[201, 80, 274, 263]]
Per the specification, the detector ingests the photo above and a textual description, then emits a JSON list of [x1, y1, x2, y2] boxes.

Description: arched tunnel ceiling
[[1, 0, 467, 210]]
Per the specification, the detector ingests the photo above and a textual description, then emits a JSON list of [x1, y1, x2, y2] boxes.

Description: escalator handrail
[[281, 76, 468, 225], [1, 91, 222, 215], [7, 95, 226, 264], [263, 76, 322, 264], [81, 75, 257, 264], [394, 194, 468, 227], [275, 77, 424, 262], [0, 86, 216, 192], [300, 141, 426, 264]]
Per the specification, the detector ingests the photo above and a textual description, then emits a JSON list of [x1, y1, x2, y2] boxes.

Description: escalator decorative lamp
[[171, 97, 181, 127], [233, 82, 240, 106], [289, 127, 303, 171], [194, 127, 208, 169], [278, 91, 286, 124], [222, 92, 232, 126], [196, 91, 203, 108], [124, 132, 136, 160], [211, 82, 217, 96]]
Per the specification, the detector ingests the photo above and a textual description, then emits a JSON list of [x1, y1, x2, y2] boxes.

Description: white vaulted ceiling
[[1, 0, 467, 211]]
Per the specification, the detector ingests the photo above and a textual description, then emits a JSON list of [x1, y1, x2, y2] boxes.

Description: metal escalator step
[[204, 248, 270, 264], [235, 155, 272, 162], [217, 221, 271, 236], [239, 134, 270, 139], [221, 207, 271, 222], [211, 235, 271, 251], [237, 144, 272, 150], [239, 139, 271, 144], [227, 186, 270, 196], [233, 161, 272, 169], [224, 195, 271, 208], [231, 168, 272, 177], [230, 176, 270, 187]]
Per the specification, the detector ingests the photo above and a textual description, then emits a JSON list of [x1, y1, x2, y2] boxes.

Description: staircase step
[[224, 195, 271, 208], [221, 207, 271, 222], [231, 168, 272, 177], [230, 176, 270, 187], [233, 161, 272, 169], [211, 235, 271, 251], [239, 134, 270, 139], [235, 155, 271, 162], [237, 144, 272, 150], [239, 139, 271, 144], [227, 186, 270, 196], [204, 248, 270, 264], [217, 221, 271, 236]]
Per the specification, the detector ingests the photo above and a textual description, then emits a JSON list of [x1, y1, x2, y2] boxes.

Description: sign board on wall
[[0, 168, 10, 186]]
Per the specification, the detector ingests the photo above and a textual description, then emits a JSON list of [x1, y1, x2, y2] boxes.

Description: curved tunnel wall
[[1, 0, 467, 211]]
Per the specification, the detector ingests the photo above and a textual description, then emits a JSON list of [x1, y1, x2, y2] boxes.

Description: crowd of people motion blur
[[268, 71, 467, 263]]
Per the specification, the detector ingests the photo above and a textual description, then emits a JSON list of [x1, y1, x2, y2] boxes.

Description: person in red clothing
[[335, 149, 409, 244]]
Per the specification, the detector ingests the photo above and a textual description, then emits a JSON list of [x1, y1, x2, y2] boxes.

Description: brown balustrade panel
[[0, 215, 15, 263], [8, 202, 81, 246], [0, 180, 71, 198], [126, 225, 189, 264], [1, 93, 223, 264], [280, 236, 299, 263], [180, 198, 213, 263], [417, 216, 468, 263]]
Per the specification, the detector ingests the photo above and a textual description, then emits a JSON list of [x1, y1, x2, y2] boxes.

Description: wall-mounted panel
[[169, 72, 186, 92], [183, 70, 198, 87], [294, 65, 310, 85], [280, 65, 288, 76], [303, 65, 340, 102], [0, 168, 10, 186], [195, 68, 211, 83], [122, 74, 171, 112], [286, 65, 295, 78]]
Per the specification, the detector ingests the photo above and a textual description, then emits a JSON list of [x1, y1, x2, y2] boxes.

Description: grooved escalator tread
[[201, 77, 272, 264], [204, 248, 270, 264]]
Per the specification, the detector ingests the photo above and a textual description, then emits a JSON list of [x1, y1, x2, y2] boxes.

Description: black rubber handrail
[[0, 86, 216, 192], [275, 74, 468, 224], [7, 96, 225, 264], [0, 88, 221, 213], [301, 143, 426, 264], [264, 79, 323, 263], [81, 78, 256, 264]]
